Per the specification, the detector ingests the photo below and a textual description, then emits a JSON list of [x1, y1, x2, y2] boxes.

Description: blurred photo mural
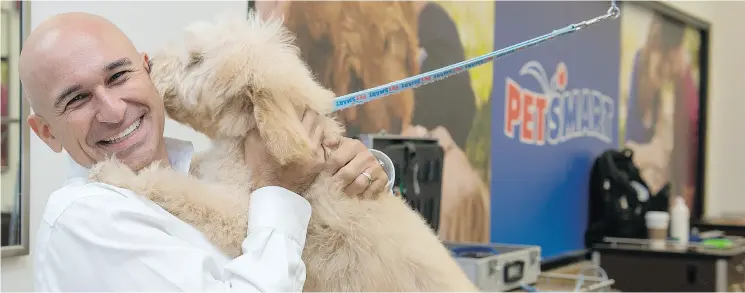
[[253, 1, 494, 243], [619, 2, 702, 217], [249, 1, 707, 260]]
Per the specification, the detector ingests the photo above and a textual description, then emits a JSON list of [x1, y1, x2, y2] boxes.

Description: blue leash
[[332, 0, 620, 112]]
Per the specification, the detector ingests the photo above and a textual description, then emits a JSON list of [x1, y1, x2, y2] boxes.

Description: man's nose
[[94, 90, 127, 123]]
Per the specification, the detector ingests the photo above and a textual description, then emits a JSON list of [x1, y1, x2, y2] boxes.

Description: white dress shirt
[[33, 137, 395, 292]]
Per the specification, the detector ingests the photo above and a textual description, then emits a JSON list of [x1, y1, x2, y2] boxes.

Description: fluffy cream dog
[[88, 12, 477, 292]]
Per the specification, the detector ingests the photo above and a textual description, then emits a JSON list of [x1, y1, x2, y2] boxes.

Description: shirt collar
[[67, 137, 195, 180]]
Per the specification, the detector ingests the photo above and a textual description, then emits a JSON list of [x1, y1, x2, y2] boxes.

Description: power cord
[[573, 264, 609, 292], [518, 264, 609, 292]]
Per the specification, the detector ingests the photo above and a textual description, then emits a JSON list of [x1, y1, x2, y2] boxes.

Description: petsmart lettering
[[503, 61, 614, 145], [432, 69, 453, 80], [335, 96, 357, 108], [369, 87, 390, 98], [400, 79, 421, 89]]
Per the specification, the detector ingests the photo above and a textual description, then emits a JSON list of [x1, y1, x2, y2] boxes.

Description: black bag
[[585, 148, 670, 248]]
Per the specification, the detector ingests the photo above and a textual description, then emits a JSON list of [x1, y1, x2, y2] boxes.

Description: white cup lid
[[645, 211, 670, 229]]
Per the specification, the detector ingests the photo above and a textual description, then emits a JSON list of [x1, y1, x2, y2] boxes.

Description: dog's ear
[[253, 93, 315, 166]]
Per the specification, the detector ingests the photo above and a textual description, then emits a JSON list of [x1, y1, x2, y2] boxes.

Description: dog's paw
[[88, 157, 138, 188]]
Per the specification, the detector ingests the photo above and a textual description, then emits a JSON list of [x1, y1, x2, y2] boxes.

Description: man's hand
[[245, 109, 326, 195], [429, 126, 457, 153], [324, 137, 388, 199]]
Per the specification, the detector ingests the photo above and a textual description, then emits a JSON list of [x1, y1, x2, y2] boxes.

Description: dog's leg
[[137, 164, 249, 258], [90, 159, 249, 258], [300, 174, 478, 292], [89, 157, 151, 193]]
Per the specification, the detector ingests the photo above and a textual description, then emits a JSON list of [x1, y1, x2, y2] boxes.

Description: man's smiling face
[[21, 13, 167, 171]]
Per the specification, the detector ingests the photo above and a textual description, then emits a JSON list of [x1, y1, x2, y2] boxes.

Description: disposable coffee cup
[[645, 211, 670, 250]]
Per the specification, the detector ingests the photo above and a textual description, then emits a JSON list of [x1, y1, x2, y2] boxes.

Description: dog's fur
[[283, 1, 418, 134], [88, 13, 477, 292]]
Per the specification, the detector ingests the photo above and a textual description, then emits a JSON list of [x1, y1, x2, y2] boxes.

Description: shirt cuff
[[369, 149, 395, 190], [248, 186, 312, 247]]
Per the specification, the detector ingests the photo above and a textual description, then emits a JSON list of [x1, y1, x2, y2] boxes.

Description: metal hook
[[608, 0, 621, 19]]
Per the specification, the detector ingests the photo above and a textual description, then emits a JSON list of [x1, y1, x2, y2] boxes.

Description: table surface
[[513, 261, 618, 292], [593, 242, 745, 258], [698, 217, 745, 227]]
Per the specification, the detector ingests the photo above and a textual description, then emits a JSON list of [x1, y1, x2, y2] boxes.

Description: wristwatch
[[369, 149, 395, 191]]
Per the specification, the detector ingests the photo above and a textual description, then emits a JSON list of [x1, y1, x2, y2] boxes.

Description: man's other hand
[[324, 137, 388, 199], [245, 109, 326, 194]]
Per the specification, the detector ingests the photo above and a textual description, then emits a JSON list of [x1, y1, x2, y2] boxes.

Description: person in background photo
[[405, 1, 490, 241], [624, 15, 684, 196], [664, 20, 699, 211], [412, 1, 478, 151]]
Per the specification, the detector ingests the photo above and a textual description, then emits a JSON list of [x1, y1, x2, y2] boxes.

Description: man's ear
[[141, 52, 152, 74], [27, 114, 62, 153]]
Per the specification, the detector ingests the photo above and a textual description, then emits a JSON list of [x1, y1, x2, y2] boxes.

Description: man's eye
[[69, 94, 88, 104], [110, 71, 125, 81], [109, 70, 132, 83], [64, 93, 89, 111]]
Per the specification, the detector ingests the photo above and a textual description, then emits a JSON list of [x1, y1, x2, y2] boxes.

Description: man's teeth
[[102, 118, 142, 144]]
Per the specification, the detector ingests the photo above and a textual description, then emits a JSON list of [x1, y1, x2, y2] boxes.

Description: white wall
[[665, 1, 745, 218], [1, 1, 244, 291], [2, 1, 745, 291]]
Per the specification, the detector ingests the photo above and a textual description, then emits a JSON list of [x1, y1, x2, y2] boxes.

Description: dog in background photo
[[282, 1, 420, 135], [88, 11, 477, 292]]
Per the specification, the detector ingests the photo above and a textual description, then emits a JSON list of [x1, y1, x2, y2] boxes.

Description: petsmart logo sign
[[503, 61, 614, 145]]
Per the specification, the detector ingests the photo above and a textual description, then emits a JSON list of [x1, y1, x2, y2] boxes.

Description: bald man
[[22, 12, 394, 291]]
